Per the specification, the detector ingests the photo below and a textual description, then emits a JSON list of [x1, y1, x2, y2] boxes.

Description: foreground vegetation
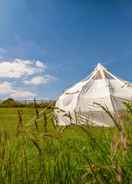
[[0, 103, 132, 183]]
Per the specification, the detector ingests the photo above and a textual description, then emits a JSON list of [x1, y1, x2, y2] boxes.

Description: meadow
[[0, 106, 132, 184]]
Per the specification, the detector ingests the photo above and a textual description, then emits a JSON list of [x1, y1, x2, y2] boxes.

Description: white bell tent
[[55, 63, 132, 127]]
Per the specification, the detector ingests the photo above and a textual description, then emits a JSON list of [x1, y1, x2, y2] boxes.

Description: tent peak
[[55, 61, 132, 127], [92, 63, 114, 79], [96, 63, 105, 71]]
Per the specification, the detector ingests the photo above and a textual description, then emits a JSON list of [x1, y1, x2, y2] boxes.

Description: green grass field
[[0, 107, 132, 184], [0, 108, 35, 135]]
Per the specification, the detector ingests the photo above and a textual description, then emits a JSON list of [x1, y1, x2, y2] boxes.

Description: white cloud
[[10, 90, 36, 98], [24, 75, 56, 85], [0, 81, 36, 99], [35, 60, 46, 68], [0, 82, 14, 94], [0, 57, 56, 99], [0, 58, 46, 78]]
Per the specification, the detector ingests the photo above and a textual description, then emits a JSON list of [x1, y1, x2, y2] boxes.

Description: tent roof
[[55, 63, 132, 126]]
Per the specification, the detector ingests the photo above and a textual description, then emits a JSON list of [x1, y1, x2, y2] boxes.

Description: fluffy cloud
[[0, 81, 36, 98], [10, 90, 36, 98], [35, 60, 46, 68], [0, 57, 56, 99], [24, 75, 56, 85], [0, 82, 13, 94], [0, 58, 46, 78]]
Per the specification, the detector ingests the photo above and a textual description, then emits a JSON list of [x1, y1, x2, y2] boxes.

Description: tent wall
[[55, 63, 132, 127]]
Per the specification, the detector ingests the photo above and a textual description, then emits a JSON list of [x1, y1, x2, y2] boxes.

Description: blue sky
[[0, 0, 132, 99]]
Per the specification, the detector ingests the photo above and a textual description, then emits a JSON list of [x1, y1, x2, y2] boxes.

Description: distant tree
[[1, 98, 17, 107], [0, 98, 56, 108]]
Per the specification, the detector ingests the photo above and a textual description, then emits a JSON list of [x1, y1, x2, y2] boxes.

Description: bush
[[1, 98, 18, 107]]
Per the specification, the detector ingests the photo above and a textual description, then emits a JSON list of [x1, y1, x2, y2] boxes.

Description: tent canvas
[[55, 63, 132, 127]]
